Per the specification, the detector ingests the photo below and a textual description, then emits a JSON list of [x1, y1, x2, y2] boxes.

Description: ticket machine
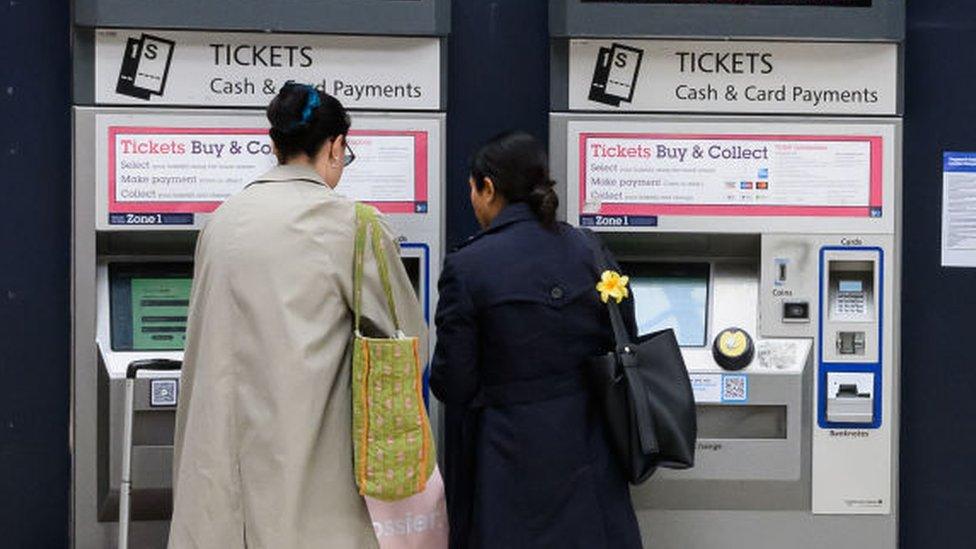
[[550, 2, 902, 548], [72, 3, 449, 547]]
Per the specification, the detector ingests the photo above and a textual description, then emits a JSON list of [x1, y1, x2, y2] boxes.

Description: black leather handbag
[[582, 231, 698, 484]]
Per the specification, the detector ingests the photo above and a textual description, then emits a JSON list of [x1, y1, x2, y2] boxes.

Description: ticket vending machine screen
[[622, 262, 710, 347], [110, 263, 193, 352], [109, 258, 420, 353]]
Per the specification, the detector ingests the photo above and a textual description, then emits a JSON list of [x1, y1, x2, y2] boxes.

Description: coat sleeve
[[430, 255, 480, 405], [357, 212, 429, 364]]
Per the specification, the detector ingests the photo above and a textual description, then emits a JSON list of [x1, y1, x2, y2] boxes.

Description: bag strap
[[353, 204, 402, 334], [580, 229, 658, 456], [579, 229, 633, 354]]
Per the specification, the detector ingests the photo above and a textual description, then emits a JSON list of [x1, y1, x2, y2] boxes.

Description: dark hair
[[267, 82, 351, 163], [471, 131, 559, 227]]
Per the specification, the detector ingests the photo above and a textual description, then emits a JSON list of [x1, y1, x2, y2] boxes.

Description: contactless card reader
[[826, 372, 874, 424]]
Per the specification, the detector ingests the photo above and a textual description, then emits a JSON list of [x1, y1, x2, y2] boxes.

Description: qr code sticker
[[722, 375, 748, 402], [150, 379, 179, 407]]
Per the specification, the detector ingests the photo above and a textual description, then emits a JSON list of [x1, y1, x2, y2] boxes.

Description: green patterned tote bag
[[352, 203, 435, 501]]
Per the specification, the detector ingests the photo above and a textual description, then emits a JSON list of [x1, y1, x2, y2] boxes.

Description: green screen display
[[130, 278, 191, 351]]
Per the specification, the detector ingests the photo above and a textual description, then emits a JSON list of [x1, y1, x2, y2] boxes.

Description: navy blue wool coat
[[430, 203, 643, 549]]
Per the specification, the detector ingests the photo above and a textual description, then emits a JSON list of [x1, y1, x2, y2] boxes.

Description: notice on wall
[[108, 127, 429, 223], [578, 132, 883, 225], [569, 39, 897, 115], [942, 152, 976, 267], [95, 29, 441, 109]]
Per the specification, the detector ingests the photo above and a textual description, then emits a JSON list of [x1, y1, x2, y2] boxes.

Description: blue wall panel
[[901, 3, 976, 547], [0, 0, 72, 547], [2, 1, 975, 547], [446, 0, 550, 248]]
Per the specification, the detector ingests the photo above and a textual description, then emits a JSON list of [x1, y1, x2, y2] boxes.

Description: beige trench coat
[[168, 164, 427, 548]]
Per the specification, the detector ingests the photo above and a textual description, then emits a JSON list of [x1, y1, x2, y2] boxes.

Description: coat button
[[550, 286, 564, 300]]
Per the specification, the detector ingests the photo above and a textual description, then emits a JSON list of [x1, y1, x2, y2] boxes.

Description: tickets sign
[[108, 127, 429, 217], [570, 39, 897, 115], [578, 132, 883, 223], [95, 29, 441, 110]]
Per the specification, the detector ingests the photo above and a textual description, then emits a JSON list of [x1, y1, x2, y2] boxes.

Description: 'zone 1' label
[[109, 213, 194, 225], [579, 215, 658, 227]]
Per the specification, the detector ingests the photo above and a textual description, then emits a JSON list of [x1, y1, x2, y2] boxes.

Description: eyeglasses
[[343, 141, 356, 167]]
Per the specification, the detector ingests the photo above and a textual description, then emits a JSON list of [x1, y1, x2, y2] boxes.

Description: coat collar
[[454, 203, 537, 251], [250, 164, 330, 188], [486, 202, 536, 232]]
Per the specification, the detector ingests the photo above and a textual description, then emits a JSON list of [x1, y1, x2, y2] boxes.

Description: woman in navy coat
[[430, 132, 642, 549]]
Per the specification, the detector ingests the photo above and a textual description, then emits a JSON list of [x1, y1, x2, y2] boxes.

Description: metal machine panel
[[548, 1, 902, 542], [550, 111, 901, 546], [550, 0, 904, 41], [73, 107, 447, 548], [75, 0, 450, 37], [813, 237, 898, 515]]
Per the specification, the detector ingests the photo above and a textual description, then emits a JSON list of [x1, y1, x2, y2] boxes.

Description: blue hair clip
[[300, 85, 320, 124]]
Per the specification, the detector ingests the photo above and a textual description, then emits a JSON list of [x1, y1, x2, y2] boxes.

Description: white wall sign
[[95, 29, 441, 110], [942, 152, 976, 267], [570, 39, 898, 115]]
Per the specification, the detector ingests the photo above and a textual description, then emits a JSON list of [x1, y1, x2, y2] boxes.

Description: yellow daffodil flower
[[596, 270, 629, 304]]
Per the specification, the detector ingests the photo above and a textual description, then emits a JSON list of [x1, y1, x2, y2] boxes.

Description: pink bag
[[366, 465, 449, 549]]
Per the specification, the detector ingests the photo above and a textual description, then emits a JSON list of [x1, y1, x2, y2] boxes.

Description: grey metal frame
[[550, 0, 904, 41], [75, 0, 450, 37]]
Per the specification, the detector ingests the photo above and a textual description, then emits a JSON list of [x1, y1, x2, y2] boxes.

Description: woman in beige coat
[[168, 83, 426, 548]]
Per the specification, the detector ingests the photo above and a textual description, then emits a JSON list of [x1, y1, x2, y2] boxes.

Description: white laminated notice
[[942, 152, 976, 267], [690, 374, 722, 403]]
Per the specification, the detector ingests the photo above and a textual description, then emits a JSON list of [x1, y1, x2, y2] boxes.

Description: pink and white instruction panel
[[570, 119, 896, 231], [106, 124, 430, 223]]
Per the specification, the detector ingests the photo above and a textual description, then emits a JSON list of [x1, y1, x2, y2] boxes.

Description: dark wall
[[900, 3, 976, 548], [1, 0, 973, 547], [445, 0, 551, 248], [0, 1, 72, 548]]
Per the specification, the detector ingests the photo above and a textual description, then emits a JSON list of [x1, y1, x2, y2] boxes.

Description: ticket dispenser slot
[[826, 373, 874, 424]]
